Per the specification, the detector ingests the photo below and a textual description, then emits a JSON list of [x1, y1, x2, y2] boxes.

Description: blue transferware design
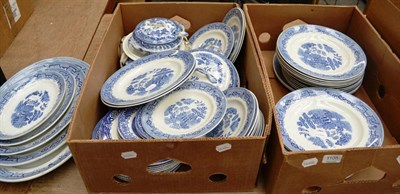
[[275, 88, 384, 151], [140, 81, 226, 139], [164, 98, 207, 129], [189, 49, 239, 91], [11, 91, 50, 128], [207, 87, 258, 137], [95, 109, 121, 140], [0, 129, 67, 166], [133, 109, 153, 139], [189, 22, 234, 57], [129, 32, 183, 54], [134, 18, 183, 45], [0, 71, 66, 140], [297, 109, 352, 149], [118, 106, 141, 140], [222, 7, 245, 62], [0, 57, 88, 150], [101, 51, 196, 107], [126, 68, 174, 96], [277, 24, 366, 80], [298, 43, 342, 71], [0, 146, 71, 183]]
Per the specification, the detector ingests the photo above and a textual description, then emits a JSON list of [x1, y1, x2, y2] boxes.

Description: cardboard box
[[67, 2, 272, 193], [244, 1, 400, 194], [0, 0, 33, 58]]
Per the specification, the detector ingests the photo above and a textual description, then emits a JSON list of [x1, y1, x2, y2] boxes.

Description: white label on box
[[397, 156, 400, 165], [322, 155, 343, 164], [8, 0, 21, 22], [302, 157, 318, 168], [216, 143, 232, 153], [121, 151, 137, 159]]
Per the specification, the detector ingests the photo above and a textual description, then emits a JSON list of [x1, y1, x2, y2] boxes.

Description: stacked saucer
[[276, 87, 384, 151], [222, 7, 246, 63], [0, 57, 89, 182], [274, 24, 366, 94]]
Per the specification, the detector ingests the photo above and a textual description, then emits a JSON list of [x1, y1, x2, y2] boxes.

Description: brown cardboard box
[[67, 2, 272, 193], [0, 0, 33, 58], [244, 1, 400, 194]]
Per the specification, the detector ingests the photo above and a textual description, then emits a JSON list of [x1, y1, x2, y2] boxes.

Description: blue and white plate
[[133, 110, 153, 139], [0, 71, 66, 140], [207, 87, 258, 137], [0, 145, 71, 183], [189, 22, 234, 58], [118, 106, 141, 140], [140, 81, 227, 139], [101, 51, 196, 107], [0, 57, 88, 146], [277, 24, 366, 81], [276, 88, 384, 151], [273, 54, 296, 91], [134, 18, 183, 45], [129, 32, 183, 54], [0, 129, 67, 167], [223, 7, 246, 63], [189, 49, 239, 91], [93, 109, 121, 140], [122, 33, 148, 60]]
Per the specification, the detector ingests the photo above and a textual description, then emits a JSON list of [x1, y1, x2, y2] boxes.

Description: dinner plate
[[0, 129, 67, 167], [0, 58, 88, 146], [140, 81, 227, 139], [189, 22, 234, 57], [223, 7, 246, 63], [134, 18, 183, 45], [277, 24, 366, 81], [118, 106, 141, 140], [0, 71, 66, 140], [276, 87, 384, 151], [272, 54, 295, 91], [0, 145, 71, 183], [94, 109, 121, 140], [133, 110, 153, 139], [207, 87, 257, 137], [189, 49, 239, 91], [101, 50, 195, 107]]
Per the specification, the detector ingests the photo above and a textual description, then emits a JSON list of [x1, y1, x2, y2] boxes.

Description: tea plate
[[122, 33, 147, 60], [101, 51, 195, 107], [223, 7, 246, 63], [207, 87, 257, 137], [277, 24, 366, 81], [0, 145, 71, 182], [189, 22, 234, 57], [118, 106, 141, 140], [0, 58, 88, 146], [140, 81, 226, 139], [134, 18, 182, 45], [94, 109, 121, 140], [0, 129, 67, 167], [276, 88, 384, 151], [189, 49, 239, 91], [0, 71, 66, 140]]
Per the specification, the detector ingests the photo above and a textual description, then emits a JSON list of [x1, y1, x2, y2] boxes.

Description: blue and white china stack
[[95, 8, 261, 172], [273, 24, 367, 94], [0, 57, 89, 182], [120, 8, 246, 66], [276, 87, 384, 151]]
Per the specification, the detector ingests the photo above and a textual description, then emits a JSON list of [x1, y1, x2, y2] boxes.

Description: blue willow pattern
[[298, 43, 342, 71], [126, 68, 174, 96], [11, 91, 50, 128], [164, 98, 207, 130]]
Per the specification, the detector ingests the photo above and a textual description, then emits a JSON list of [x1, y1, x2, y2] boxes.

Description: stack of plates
[[274, 24, 367, 94], [206, 87, 264, 137], [120, 8, 246, 66], [0, 57, 89, 182], [276, 87, 384, 151], [122, 17, 187, 62]]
